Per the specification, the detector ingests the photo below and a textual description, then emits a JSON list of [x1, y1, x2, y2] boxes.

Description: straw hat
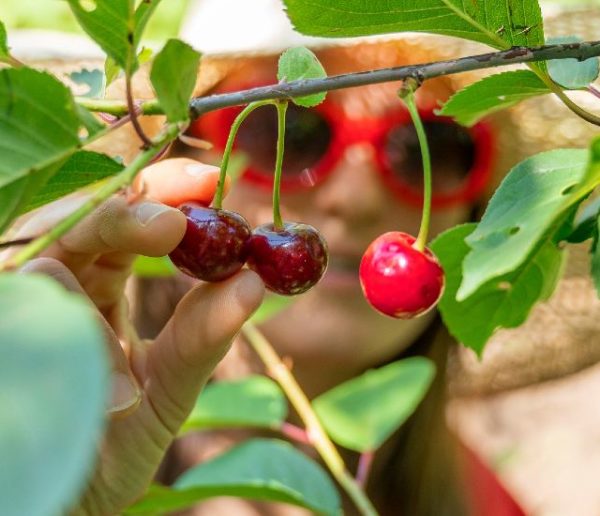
[[8, 1, 600, 391]]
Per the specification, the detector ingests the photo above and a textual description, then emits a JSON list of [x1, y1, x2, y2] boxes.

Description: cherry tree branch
[[79, 40, 600, 117]]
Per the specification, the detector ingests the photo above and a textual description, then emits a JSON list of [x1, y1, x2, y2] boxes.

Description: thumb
[[143, 270, 264, 434]]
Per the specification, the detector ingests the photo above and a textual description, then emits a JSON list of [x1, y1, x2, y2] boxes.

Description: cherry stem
[[400, 87, 432, 252], [588, 84, 600, 101], [212, 100, 273, 209], [356, 451, 375, 489], [272, 101, 288, 231], [242, 322, 379, 516]]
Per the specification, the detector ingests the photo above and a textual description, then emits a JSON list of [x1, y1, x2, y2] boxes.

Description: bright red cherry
[[169, 203, 251, 282], [359, 232, 444, 318], [247, 222, 328, 295]]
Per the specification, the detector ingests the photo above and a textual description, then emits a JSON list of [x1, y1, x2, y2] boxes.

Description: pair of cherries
[[169, 204, 328, 296], [170, 203, 444, 317]]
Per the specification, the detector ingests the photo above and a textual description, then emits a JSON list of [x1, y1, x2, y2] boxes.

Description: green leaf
[[457, 147, 600, 300], [277, 47, 327, 107], [591, 214, 600, 297], [126, 439, 341, 515], [565, 196, 600, 243], [438, 70, 549, 126], [250, 294, 294, 324], [66, 0, 138, 73], [104, 56, 121, 90], [181, 376, 287, 433], [0, 67, 80, 233], [0, 274, 108, 516], [133, 255, 176, 277], [313, 358, 435, 452], [0, 20, 9, 60], [134, 0, 163, 43], [137, 46, 154, 65], [150, 39, 201, 123], [431, 224, 564, 355], [76, 104, 106, 138], [547, 36, 600, 89], [283, 0, 544, 50], [69, 69, 104, 98], [24, 150, 123, 213]]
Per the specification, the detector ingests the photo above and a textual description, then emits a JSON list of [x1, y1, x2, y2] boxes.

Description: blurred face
[[191, 42, 493, 390]]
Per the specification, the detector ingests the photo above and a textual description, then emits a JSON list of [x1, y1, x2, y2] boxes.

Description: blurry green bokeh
[[0, 0, 190, 41]]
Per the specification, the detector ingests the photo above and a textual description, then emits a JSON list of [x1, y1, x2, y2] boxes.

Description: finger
[[13, 195, 186, 273], [135, 158, 230, 207], [20, 257, 142, 417], [143, 269, 264, 434]]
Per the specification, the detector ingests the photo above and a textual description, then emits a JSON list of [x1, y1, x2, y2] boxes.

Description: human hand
[[9, 158, 264, 515]]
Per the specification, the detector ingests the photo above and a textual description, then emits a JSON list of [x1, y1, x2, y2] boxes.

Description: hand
[[10, 158, 264, 515]]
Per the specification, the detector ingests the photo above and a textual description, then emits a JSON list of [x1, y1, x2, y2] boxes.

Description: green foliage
[[104, 56, 121, 90], [277, 47, 327, 107], [0, 274, 108, 516], [283, 0, 544, 49], [0, 20, 9, 60], [249, 294, 294, 324], [431, 224, 564, 354], [313, 358, 435, 452], [24, 151, 123, 213], [547, 36, 600, 89], [457, 147, 598, 300], [0, 68, 81, 233], [133, 255, 176, 277], [65, 0, 137, 73], [181, 376, 287, 433], [565, 196, 600, 243], [126, 439, 341, 515], [438, 70, 549, 126], [591, 216, 600, 297], [150, 39, 201, 123]]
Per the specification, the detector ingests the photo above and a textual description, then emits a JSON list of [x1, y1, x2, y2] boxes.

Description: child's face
[[193, 43, 491, 387]]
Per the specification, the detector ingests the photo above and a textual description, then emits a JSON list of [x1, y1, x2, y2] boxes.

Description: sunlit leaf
[[278, 47, 327, 107], [181, 376, 287, 433], [313, 358, 435, 452], [126, 439, 341, 515], [438, 70, 549, 126], [150, 39, 201, 123]]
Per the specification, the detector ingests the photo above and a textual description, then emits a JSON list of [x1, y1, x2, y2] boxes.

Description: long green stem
[[212, 100, 273, 209], [273, 101, 288, 230], [242, 322, 379, 516], [403, 93, 432, 252], [0, 125, 180, 271]]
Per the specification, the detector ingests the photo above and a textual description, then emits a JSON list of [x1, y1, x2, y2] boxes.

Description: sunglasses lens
[[385, 121, 476, 193], [236, 103, 332, 179]]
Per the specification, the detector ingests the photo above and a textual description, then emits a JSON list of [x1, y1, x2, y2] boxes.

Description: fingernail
[[135, 202, 172, 227], [185, 163, 219, 178], [107, 373, 141, 415]]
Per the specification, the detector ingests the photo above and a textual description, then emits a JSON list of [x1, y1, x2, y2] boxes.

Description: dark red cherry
[[359, 232, 444, 318], [247, 222, 328, 295], [169, 203, 251, 282]]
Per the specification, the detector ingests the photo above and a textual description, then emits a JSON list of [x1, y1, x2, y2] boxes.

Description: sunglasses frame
[[192, 86, 496, 209]]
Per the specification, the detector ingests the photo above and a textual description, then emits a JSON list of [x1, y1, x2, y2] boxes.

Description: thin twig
[[78, 40, 600, 119], [281, 422, 312, 445], [356, 451, 375, 489], [125, 75, 152, 148], [242, 322, 379, 516], [0, 125, 180, 271]]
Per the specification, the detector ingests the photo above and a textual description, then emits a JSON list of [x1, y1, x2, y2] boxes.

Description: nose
[[314, 143, 386, 227]]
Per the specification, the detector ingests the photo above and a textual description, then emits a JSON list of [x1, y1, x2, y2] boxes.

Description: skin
[[12, 43, 478, 514]]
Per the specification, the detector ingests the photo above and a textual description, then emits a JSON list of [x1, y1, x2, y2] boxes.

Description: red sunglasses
[[191, 89, 495, 209]]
